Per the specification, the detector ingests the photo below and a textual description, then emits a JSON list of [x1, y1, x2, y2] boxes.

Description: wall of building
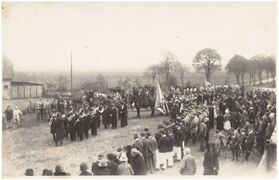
[[2, 97, 54, 113], [2, 80, 12, 99], [11, 85, 43, 99]]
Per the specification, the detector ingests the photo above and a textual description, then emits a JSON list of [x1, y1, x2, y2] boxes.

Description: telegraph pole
[[70, 50, 73, 98]]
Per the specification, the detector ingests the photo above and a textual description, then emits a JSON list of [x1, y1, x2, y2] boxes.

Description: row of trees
[[226, 54, 276, 86], [144, 51, 189, 89], [145, 48, 222, 90], [145, 48, 276, 90]]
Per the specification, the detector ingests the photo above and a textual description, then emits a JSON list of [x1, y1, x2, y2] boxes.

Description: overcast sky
[[2, 2, 277, 72]]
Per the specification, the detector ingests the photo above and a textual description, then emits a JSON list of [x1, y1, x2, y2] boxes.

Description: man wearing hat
[[157, 131, 169, 170], [55, 113, 65, 146], [119, 100, 128, 127], [111, 103, 118, 129], [132, 134, 143, 153], [117, 153, 134, 175]]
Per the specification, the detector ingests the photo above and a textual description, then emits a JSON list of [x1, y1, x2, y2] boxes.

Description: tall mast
[[70, 50, 73, 97]]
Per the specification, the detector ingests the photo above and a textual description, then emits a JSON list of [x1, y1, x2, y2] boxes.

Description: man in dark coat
[[68, 112, 77, 141], [203, 144, 218, 175], [5, 106, 13, 128], [111, 104, 118, 129], [132, 134, 143, 153], [107, 153, 118, 175], [216, 112, 224, 131], [76, 112, 84, 141], [91, 108, 98, 137], [173, 124, 184, 161], [199, 120, 208, 152], [140, 132, 152, 173], [131, 148, 147, 175], [157, 131, 169, 170], [55, 113, 65, 146], [103, 106, 110, 129], [170, 101, 180, 120], [83, 110, 90, 139], [146, 132, 157, 172], [94, 159, 111, 175], [167, 130, 175, 168], [50, 113, 57, 142], [208, 105, 214, 129], [119, 101, 128, 127]]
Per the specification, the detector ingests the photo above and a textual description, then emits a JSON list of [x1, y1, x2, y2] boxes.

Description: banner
[[154, 75, 168, 115], [204, 80, 212, 87]]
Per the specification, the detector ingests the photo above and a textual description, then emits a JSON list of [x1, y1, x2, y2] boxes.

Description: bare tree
[[192, 48, 221, 82], [55, 75, 69, 92], [144, 64, 161, 85], [160, 51, 175, 90], [175, 61, 189, 86], [247, 60, 256, 85]]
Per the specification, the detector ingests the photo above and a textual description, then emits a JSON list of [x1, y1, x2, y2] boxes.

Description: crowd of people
[[23, 84, 276, 176], [48, 91, 128, 146]]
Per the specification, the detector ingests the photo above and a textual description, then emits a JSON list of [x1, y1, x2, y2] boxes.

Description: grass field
[[2, 110, 275, 177]]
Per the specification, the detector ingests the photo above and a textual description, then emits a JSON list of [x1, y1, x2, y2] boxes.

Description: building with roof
[[3, 56, 43, 100]]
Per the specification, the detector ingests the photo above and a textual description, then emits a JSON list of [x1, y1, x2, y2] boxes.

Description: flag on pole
[[204, 80, 212, 87], [154, 75, 168, 115]]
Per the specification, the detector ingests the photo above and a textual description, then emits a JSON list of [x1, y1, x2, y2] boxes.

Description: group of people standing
[[4, 105, 23, 129], [23, 84, 276, 176], [49, 95, 128, 146]]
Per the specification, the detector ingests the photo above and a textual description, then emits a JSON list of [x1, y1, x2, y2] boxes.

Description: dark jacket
[[94, 167, 111, 175], [174, 126, 184, 147], [167, 134, 175, 152], [107, 161, 118, 175], [203, 151, 218, 175], [133, 139, 143, 153], [142, 137, 151, 159], [79, 171, 92, 176], [55, 118, 65, 140], [131, 153, 146, 175], [158, 135, 169, 153]]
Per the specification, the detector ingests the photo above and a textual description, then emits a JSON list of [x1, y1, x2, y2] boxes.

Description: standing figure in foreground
[[179, 147, 196, 175]]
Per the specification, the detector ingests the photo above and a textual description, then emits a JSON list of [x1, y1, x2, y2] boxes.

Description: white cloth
[[174, 146, 182, 160], [167, 151, 174, 167], [224, 120, 231, 130]]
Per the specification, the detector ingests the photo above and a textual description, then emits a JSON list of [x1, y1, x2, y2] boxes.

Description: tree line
[[145, 48, 276, 90]]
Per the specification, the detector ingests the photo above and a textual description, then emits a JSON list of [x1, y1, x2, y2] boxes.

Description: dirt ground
[[2, 110, 276, 177]]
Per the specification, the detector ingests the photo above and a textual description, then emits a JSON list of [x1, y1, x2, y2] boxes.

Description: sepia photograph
[[1, 1, 277, 177]]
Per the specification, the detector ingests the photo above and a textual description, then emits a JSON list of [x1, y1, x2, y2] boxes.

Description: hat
[[25, 168, 34, 176], [144, 128, 149, 132], [98, 159, 108, 167], [131, 148, 139, 155], [119, 153, 128, 162]]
